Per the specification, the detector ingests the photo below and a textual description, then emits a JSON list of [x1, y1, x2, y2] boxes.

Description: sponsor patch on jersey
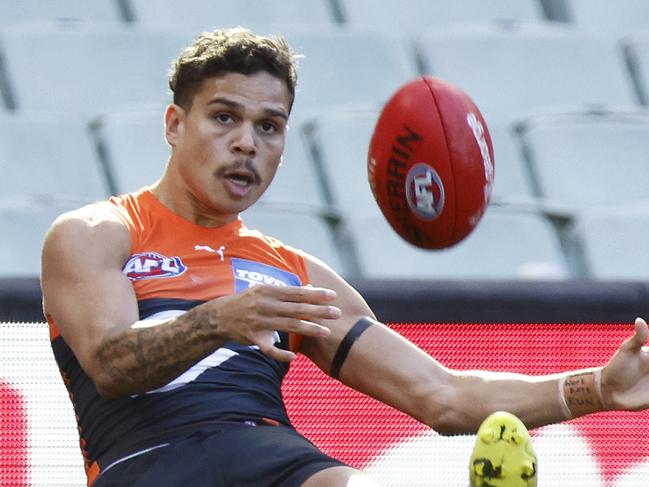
[[123, 252, 187, 281], [232, 258, 301, 292]]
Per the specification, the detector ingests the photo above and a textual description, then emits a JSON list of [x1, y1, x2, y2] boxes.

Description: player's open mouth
[[227, 174, 253, 187], [222, 169, 259, 198]]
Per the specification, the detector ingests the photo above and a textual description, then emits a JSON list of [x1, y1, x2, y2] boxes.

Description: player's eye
[[214, 112, 234, 124], [259, 121, 278, 134]]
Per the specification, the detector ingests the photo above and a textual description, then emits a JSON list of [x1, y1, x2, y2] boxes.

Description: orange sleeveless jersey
[[109, 187, 311, 350]]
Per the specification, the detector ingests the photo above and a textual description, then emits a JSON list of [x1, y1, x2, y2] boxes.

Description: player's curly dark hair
[[169, 27, 298, 111]]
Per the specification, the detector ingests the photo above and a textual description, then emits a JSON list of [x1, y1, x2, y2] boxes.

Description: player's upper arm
[[298, 253, 377, 372], [301, 255, 455, 426], [41, 202, 138, 382]]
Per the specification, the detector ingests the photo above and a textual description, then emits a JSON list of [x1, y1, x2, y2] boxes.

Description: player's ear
[[165, 103, 185, 147]]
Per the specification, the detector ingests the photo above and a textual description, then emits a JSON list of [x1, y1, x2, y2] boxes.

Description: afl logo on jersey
[[123, 252, 187, 281]]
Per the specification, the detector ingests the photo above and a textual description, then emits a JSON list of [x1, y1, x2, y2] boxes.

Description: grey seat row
[[1, 19, 648, 124], [1, 6, 648, 281], [0, 0, 549, 29], [2, 0, 649, 38], [3, 104, 649, 280]]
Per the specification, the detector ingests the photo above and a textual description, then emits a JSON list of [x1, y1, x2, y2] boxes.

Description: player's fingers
[[632, 317, 649, 349], [261, 299, 341, 321], [260, 285, 337, 303], [266, 317, 331, 338], [623, 317, 649, 351], [258, 342, 297, 363]]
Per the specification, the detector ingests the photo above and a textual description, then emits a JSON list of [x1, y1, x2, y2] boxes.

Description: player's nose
[[231, 122, 257, 156]]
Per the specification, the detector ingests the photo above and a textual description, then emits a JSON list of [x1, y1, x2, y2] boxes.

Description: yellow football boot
[[469, 411, 537, 487]]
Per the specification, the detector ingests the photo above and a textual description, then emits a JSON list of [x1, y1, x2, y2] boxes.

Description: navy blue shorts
[[92, 421, 347, 487]]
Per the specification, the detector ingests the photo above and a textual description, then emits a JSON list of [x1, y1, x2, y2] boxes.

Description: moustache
[[215, 159, 262, 185]]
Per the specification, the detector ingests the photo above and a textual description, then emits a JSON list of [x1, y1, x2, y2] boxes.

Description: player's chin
[[227, 190, 265, 214], [201, 194, 252, 219], [221, 198, 256, 217]]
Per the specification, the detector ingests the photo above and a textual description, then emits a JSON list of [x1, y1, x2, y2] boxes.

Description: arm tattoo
[[96, 306, 226, 396]]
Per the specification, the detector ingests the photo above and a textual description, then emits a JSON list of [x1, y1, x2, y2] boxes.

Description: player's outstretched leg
[[469, 411, 537, 487]]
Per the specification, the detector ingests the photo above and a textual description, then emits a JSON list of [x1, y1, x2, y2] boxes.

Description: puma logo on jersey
[[194, 244, 225, 261], [123, 252, 187, 280]]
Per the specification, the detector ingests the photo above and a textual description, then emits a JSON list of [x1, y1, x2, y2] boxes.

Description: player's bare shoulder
[[42, 200, 131, 268]]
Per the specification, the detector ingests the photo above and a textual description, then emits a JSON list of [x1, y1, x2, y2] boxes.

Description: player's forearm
[[93, 305, 226, 398], [433, 367, 609, 434], [438, 371, 567, 433]]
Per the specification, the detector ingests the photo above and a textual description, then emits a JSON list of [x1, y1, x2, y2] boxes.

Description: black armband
[[330, 317, 374, 379]]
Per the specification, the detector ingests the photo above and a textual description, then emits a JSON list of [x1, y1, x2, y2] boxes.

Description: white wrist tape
[[558, 368, 604, 420]]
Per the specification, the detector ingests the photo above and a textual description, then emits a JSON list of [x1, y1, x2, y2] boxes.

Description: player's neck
[[149, 178, 239, 228]]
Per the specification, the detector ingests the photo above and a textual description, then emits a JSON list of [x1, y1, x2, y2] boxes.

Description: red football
[[367, 76, 495, 249]]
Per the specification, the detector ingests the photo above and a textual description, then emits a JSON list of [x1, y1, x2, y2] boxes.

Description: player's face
[[165, 71, 291, 223]]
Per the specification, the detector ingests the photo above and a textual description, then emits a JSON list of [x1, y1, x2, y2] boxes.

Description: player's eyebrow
[[207, 97, 288, 121]]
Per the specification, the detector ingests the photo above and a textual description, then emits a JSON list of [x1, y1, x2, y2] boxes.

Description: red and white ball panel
[[368, 76, 495, 249]]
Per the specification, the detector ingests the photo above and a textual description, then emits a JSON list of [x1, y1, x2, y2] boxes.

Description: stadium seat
[[262, 126, 328, 210], [0, 199, 83, 277], [301, 108, 379, 217], [566, 205, 649, 280], [348, 205, 569, 280], [0, 0, 125, 25], [623, 30, 649, 106], [517, 108, 649, 212], [338, 0, 543, 34], [0, 22, 192, 114], [128, 0, 338, 30], [485, 120, 537, 203], [559, 0, 649, 38], [241, 203, 347, 276], [93, 108, 328, 210], [416, 20, 639, 124], [0, 113, 110, 202], [91, 108, 168, 195], [263, 26, 419, 122]]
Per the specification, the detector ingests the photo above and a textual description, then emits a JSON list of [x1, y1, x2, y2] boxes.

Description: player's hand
[[210, 285, 340, 362], [601, 317, 649, 410]]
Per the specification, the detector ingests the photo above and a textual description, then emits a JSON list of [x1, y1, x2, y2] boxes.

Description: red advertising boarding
[[0, 381, 28, 487], [284, 323, 649, 486]]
